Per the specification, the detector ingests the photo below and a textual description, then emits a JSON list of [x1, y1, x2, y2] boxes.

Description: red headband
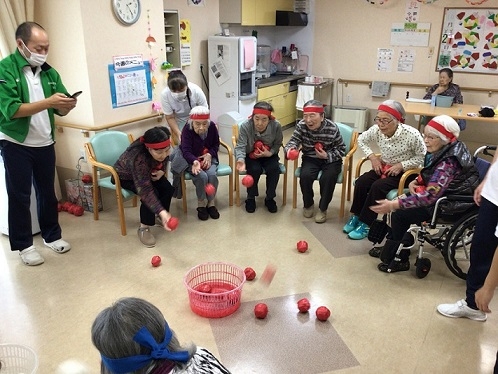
[[251, 108, 274, 119], [190, 113, 210, 120], [377, 104, 403, 122], [426, 119, 457, 142], [303, 105, 324, 113], [140, 137, 171, 149]]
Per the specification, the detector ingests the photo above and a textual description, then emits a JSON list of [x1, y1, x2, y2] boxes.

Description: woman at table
[[423, 68, 463, 104]]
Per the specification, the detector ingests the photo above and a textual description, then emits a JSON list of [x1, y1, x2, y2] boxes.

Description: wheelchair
[[385, 145, 496, 280]]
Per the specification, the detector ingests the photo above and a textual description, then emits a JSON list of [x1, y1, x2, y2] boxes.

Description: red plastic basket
[[184, 262, 246, 318]]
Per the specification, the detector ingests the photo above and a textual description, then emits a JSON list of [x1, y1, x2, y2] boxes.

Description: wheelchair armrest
[[445, 195, 474, 202]]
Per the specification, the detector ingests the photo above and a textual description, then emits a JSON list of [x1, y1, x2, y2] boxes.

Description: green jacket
[[0, 49, 69, 142]]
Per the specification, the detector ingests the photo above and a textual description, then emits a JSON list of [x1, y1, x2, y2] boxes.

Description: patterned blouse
[[423, 82, 463, 104], [358, 123, 426, 171], [151, 347, 231, 374]]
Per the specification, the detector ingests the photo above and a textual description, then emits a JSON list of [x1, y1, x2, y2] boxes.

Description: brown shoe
[[138, 227, 156, 247]]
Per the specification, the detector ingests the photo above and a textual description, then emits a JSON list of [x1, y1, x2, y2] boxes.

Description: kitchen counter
[[256, 73, 307, 88]]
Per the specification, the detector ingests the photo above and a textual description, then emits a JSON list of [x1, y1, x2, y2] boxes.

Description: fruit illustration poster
[[108, 61, 152, 108], [180, 19, 192, 66], [437, 8, 498, 74]]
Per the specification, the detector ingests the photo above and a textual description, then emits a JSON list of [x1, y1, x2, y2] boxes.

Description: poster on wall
[[376, 48, 394, 72], [180, 19, 192, 66], [437, 7, 498, 74], [390, 23, 430, 46], [108, 61, 152, 108]]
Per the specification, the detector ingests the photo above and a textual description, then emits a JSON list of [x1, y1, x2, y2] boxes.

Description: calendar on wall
[[108, 61, 152, 108], [437, 7, 498, 75]]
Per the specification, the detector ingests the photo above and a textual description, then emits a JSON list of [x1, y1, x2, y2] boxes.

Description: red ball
[[151, 255, 161, 267], [73, 205, 84, 216], [242, 175, 254, 188], [248, 151, 257, 159], [202, 147, 209, 155], [198, 284, 212, 293], [415, 186, 426, 194], [314, 142, 324, 151], [254, 303, 268, 319], [244, 267, 256, 281], [297, 240, 308, 253], [254, 140, 264, 151], [167, 217, 179, 231], [81, 174, 93, 184], [57, 203, 63, 212], [297, 298, 311, 313], [287, 148, 299, 160], [62, 202, 72, 212], [68, 204, 77, 215], [316, 306, 331, 321], [204, 183, 216, 196]]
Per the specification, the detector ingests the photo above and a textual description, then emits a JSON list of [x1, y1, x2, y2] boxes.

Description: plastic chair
[[180, 139, 233, 213], [231, 124, 288, 207], [292, 122, 358, 217], [84, 131, 137, 235]]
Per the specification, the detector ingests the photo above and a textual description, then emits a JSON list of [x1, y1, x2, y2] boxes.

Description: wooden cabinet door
[[241, 0, 256, 25]]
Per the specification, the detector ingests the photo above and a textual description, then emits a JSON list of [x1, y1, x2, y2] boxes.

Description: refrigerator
[[208, 36, 258, 126]]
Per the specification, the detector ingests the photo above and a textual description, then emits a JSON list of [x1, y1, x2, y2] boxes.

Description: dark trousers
[[120, 177, 173, 226], [245, 154, 280, 200], [351, 170, 404, 226], [299, 157, 342, 212], [0, 141, 61, 251], [390, 207, 432, 241], [465, 198, 498, 309]]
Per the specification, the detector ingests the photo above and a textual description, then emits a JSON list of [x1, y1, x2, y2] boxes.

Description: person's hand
[[369, 156, 382, 175], [385, 163, 403, 177], [174, 130, 182, 145], [236, 160, 246, 172], [158, 210, 172, 231], [315, 147, 327, 159], [151, 170, 165, 181], [433, 85, 447, 95], [191, 160, 201, 175], [475, 285, 494, 313], [408, 179, 419, 195], [254, 147, 271, 158], [50, 93, 77, 114], [370, 199, 394, 215], [474, 181, 485, 206], [198, 152, 211, 169]]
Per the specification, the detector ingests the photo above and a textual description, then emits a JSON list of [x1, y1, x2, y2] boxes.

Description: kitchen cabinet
[[258, 82, 297, 126], [219, 0, 293, 26], [164, 10, 181, 68]]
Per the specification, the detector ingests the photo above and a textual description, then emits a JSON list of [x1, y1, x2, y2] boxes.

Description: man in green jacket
[[0, 22, 77, 265]]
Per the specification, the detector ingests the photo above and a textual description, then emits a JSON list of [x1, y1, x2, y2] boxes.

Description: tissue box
[[435, 95, 454, 107]]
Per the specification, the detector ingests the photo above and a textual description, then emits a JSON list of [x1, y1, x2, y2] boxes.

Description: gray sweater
[[234, 119, 283, 161]]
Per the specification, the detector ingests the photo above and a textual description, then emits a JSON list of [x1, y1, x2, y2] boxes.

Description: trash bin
[[217, 111, 246, 152]]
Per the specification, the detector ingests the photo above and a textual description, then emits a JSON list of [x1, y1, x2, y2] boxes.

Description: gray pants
[[190, 163, 219, 202]]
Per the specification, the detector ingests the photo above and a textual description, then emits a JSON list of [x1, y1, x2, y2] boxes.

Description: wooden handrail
[[337, 78, 497, 96], [55, 113, 163, 136]]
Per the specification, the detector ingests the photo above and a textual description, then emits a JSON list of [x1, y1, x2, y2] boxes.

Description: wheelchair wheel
[[442, 210, 478, 280], [415, 257, 431, 279]]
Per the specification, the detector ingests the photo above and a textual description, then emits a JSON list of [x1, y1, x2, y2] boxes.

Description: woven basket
[[0, 344, 38, 374]]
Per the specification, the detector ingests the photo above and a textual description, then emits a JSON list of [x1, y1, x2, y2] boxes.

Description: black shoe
[[369, 246, 382, 258], [207, 206, 220, 219], [245, 199, 256, 213], [197, 207, 209, 221], [377, 260, 410, 273], [264, 198, 277, 213]]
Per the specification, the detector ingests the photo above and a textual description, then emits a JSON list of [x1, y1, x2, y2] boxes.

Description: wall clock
[[112, 0, 141, 25]]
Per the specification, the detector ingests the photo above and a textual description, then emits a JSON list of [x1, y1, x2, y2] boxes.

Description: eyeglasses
[[423, 134, 439, 141], [374, 117, 394, 125]]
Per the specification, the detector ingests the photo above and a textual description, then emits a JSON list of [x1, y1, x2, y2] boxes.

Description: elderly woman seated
[[343, 100, 426, 240], [370, 115, 480, 273]]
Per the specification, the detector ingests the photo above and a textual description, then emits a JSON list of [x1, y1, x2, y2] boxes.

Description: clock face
[[112, 0, 141, 25]]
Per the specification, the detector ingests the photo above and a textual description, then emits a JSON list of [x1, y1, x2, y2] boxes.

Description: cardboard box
[[64, 179, 103, 212]]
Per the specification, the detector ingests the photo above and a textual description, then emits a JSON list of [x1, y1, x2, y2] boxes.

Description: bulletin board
[[108, 61, 152, 108], [437, 7, 498, 75]]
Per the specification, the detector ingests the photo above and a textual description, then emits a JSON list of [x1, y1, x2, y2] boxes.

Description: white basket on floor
[[0, 344, 39, 374]]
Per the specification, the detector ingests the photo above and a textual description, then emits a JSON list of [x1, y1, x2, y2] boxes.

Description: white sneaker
[[43, 239, 71, 253], [19, 246, 45, 266], [437, 299, 487, 321], [303, 205, 314, 218]]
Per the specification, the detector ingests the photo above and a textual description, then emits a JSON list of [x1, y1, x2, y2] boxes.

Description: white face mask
[[20, 41, 47, 67], [171, 91, 187, 101]]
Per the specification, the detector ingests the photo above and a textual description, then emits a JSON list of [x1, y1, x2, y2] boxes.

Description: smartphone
[[68, 91, 82, 99]]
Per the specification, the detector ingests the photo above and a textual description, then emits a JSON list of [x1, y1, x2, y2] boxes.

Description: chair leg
[[235, 170, 241, 207], [132, 196, 137, 207], [181, 174, 187, 214], [92, 180, 100, 221], [292, 175, 298, 209], [228, 174, 233, 207], [347, 163, 353, 201], [282, 172, 287, 206], [116, 192, 127, 236], [339, 181, 347, 218]]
